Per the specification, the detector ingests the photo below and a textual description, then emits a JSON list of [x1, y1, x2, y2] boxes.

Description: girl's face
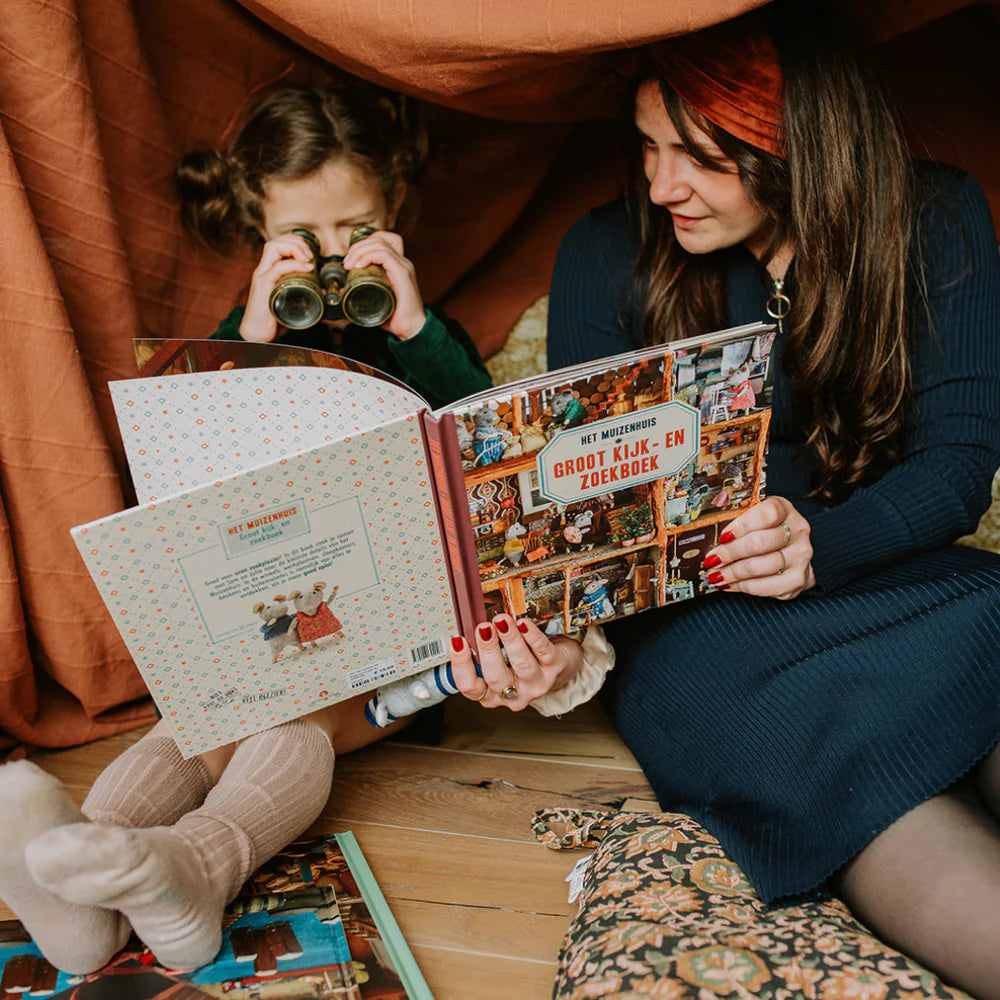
[[635, 79, 771, 259], [259, 158, 395, 258]]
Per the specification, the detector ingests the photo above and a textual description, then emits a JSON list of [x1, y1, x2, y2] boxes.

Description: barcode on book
[[347, 657, 398, 691], [409, 637, 446, 665]]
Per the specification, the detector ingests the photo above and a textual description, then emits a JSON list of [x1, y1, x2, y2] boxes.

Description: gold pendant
[[766, 279, 791, 320]]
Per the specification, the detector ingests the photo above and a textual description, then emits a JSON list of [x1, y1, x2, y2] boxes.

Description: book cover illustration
[[73, 403, 456, 756], [0, 833, 423, 1000], [443, 325, 775, 635], [71, 323, 773, 752]]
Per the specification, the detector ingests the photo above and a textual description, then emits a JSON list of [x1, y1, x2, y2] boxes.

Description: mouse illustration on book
[[252, 596, 303, 663], [288, 582, 343, 646]]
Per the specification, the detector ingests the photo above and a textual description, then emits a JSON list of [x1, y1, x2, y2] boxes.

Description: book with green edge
[[333, 831, 435, 1000]]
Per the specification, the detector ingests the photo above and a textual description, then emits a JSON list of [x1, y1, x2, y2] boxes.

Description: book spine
[[334, 832, 435, 1000], [420, 411, 485, 641]]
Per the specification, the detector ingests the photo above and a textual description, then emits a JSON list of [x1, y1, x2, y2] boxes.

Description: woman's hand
[[703, 496, 816, 599], [239, 233, 315, 343], [450, 615, 583, 711], [342, 230, 426, 341]]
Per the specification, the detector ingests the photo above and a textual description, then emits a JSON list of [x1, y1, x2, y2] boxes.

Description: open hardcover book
[[72, 323, 775, 755], [0, 832, 432, 999]]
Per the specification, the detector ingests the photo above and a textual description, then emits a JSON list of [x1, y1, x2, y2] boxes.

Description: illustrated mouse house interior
[[450, 329, 774, 633]]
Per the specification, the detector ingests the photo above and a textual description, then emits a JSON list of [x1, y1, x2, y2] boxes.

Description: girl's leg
[[0, 761, 130, 973], [0, 725, 235, 972], [26, 718, 335, 970], [83, 720, 217, 827], [833, 789, 1000, 1000]]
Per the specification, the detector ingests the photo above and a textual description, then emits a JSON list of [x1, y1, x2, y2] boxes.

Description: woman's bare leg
[[833, 789, 1000, 1000], [975, 741, 1000, 821]]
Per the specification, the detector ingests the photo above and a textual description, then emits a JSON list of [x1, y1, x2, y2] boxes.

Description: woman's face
[[635, 79, 771, 258], [259, 158, 394, 258]]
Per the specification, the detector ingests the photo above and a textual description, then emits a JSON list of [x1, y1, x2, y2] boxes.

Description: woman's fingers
[[473, 622, 521, 705], [493, 616, 547, 687], [451, 616, 581, 711], [448, 635, 489, 702], [703, 495, 816, 599]]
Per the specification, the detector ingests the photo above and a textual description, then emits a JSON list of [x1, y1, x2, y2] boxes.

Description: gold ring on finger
[[501, 685, 518, 701], [471, 684, 489, 702], [780, 521, 791, 548], [777, 550, 786, 575]]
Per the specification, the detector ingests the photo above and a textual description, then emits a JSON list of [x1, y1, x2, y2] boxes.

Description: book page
[[113, 366, 426, 504], [72, 412, 456, 756]]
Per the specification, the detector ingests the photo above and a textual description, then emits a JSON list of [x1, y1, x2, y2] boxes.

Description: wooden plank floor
[[4, 697, 656, 1000]]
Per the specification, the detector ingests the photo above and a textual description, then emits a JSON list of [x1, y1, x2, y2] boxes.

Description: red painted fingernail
[[703, 553, 721, 568], [494, 618, 509, 634], [716, 583, 731, 590], [517, 620, 529, 633], [451, 636, 464, 652], [478, 624, 492, 641], [708, 571, 725, 584], [719, 531, 735, 544]]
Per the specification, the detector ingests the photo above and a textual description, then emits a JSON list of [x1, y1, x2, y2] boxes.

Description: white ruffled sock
[[0, 760, 130, 973]]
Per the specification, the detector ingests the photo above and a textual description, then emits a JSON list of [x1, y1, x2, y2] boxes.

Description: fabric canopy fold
[[1, 0, 997, 756]]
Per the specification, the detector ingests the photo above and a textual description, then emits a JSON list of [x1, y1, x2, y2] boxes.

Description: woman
[[548, 5, 1000, 996]]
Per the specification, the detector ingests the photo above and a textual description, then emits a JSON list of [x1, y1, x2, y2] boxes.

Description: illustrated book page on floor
[[0, 833, 429, 999]]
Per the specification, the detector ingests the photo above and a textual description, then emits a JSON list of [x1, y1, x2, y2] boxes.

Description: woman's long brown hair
[[630, 9, 915, 504]]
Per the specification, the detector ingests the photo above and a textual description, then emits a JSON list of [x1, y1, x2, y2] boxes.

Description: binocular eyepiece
[[268, 226, 397, 330]]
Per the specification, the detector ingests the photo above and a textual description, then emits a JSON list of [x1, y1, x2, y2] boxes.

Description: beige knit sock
[[82, 728, 214, 827], [0, 761, 130, 973], [27, 720, 334, 970]]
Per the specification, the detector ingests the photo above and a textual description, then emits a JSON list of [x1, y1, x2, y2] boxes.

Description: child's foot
[[0, 761, 130, 972], [26, 822, 223, 971]]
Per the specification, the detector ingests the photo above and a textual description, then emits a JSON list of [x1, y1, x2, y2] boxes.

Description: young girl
[[0, 78, 596, 977], [176, 81, 492, 409], [548, 5, 1000, 997]]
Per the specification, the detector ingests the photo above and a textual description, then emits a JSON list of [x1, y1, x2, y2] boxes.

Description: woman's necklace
[[765, 275, 791, 336]]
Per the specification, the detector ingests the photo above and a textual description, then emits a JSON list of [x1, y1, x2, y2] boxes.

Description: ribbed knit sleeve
[[548, 204, 642, 372], [388, 307, 492, 409], [807, 169, 1000, 590]]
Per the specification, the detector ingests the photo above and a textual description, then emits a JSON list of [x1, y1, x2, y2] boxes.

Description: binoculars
[[268, 226, 396, 329]]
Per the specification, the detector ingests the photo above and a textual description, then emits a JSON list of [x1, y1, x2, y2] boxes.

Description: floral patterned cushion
[[533, 808, 972, 999]]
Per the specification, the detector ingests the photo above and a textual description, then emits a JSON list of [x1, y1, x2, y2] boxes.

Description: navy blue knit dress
[[548, 162, 1000, 903]]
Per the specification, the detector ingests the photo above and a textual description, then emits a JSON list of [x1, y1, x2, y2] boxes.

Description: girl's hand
[[239, 233, 315, 343], [343, 230, 426, 341], [450, 615, 584, 711], [703, 496, 816, 599]]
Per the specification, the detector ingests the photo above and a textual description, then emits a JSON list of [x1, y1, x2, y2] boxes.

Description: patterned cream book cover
[[73, 368, 455, 757]]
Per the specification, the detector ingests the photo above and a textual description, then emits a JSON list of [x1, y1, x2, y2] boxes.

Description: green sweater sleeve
[[387, 307, 493, 408], [209, 305, 246, 340], [207, 304, 492, 409]]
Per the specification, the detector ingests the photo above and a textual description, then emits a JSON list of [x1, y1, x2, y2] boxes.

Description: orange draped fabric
[[1, 0, 997, 756]]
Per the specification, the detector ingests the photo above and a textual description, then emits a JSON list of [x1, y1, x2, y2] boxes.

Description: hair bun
[[175, 148, 243, 252]]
